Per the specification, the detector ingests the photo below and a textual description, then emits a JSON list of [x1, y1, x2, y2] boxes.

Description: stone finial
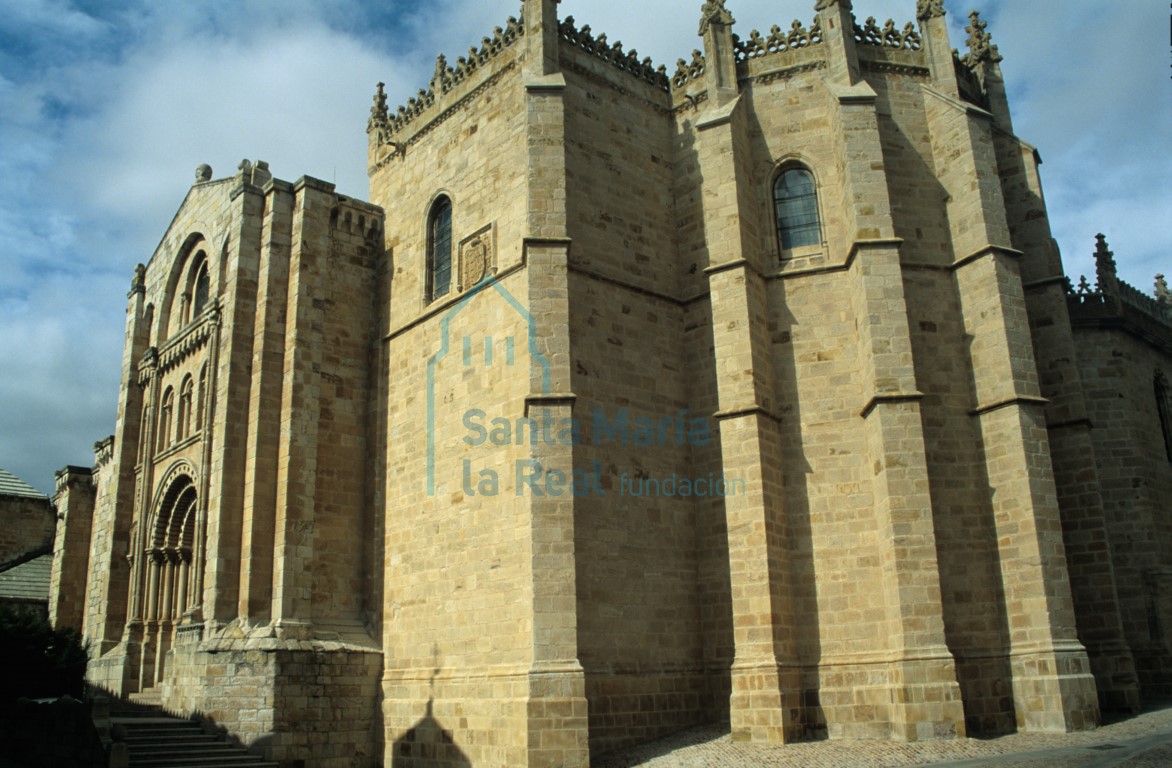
[[235, 158, 272, 187], [1156, 274, 1170, 305], [1094, 234, 1116, 275], [814, 0, 851, 11], [963, 10, 1002, 65], [369, 82, 388, 128], [195, 164, 212, 183], [429, 54, 451, 94], [917, 0, 945, 21], [1093, 233, 1118, 295], [699, 0, 735, 36], [130, 263, 146, 295]]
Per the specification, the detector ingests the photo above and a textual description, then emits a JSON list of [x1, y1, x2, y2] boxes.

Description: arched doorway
[[140, 472, 199, 689]]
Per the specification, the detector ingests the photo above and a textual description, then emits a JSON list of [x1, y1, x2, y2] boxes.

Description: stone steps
[[109, 700, 277, 768]]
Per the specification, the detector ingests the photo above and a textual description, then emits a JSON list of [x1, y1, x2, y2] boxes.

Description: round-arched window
[[773, 167, 821, 251]]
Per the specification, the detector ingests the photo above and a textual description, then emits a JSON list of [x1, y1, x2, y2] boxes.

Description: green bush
[[0, 605, 87, 701]]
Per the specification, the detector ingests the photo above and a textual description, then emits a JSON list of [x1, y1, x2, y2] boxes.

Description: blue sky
[[1, 0, 1168, 494]]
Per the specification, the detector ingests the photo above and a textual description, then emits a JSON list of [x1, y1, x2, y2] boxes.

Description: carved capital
[[814, 0, 851, 11]]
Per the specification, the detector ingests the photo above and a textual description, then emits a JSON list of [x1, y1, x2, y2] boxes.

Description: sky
[[0, 0, 1168, 494]]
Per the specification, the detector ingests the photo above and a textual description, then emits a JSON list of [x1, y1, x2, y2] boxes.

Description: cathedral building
[[50, 1, 1171, 766]]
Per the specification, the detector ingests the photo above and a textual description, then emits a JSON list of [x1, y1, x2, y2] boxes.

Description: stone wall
[[1073, 327, 1172, 696], [561, 43, 714, 754], [164, 638, 382, 767], [0, 494, 54, 566], [58, 2, 1172, 765], [371, 39, 542, 765], [49, 467, 95, 632]]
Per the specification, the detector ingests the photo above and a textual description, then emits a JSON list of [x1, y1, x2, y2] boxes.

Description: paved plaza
[[597, 702, 1172, 767]]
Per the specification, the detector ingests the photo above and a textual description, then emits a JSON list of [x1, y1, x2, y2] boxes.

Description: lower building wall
[[951, 655, 1016, 736], [1072, 327, 1172, 698], [381, 671, 531, 767], [156, 636, 382, 767], [86, 640, 138, 698], [582, 668, 716, 756]]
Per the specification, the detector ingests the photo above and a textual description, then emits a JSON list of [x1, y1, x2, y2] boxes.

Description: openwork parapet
[[1067, 235, 1172, 327], [368, 15, 525, 142], [672, 50, 706, 88], [853, 16, 922, 51], [559, 16, 670, 91], [733, 19, 823, 63]]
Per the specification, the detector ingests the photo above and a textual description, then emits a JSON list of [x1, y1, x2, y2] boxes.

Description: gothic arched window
[[427, 196, 453, 301], [773, 166, 822, 252], [1156, 371, 1172, 462]]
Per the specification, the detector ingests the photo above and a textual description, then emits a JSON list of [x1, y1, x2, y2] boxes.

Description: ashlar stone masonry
[[51, 2, 1171, 766]]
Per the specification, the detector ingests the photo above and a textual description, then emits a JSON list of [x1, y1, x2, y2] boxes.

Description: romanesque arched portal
[[139, 470, 201, 689]]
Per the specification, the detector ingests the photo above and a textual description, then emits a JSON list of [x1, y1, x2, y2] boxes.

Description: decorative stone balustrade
[[559, 16, 670, 91], [732, 19, 823, 63], [368, 15, 525, 143], [1067, 235, 1172, 328], [671, 50, 706, 89], [852, 16, 922, 51]]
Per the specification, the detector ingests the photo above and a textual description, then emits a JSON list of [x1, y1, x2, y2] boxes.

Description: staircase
[[109, 694, 278, 768]]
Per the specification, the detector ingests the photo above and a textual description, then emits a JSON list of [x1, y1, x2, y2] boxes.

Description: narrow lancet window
[[159, 387, 174, 451], [178, 376, 194, 440], [196, 364, 207, 432], [774, 167, 821, 251], [1157, 372, 1172, 462], [428, 196, 453, 301]]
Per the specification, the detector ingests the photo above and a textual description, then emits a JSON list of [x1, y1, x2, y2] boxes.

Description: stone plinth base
[[814, 655, 965, 742], [1134, 639, 1172, 700], [1010, 646, 1100, 732], [728, 662, 802, 743], [527, 664, 589, 768], [1086, 643, 1141, 713], [954, 654, 1017, 736]]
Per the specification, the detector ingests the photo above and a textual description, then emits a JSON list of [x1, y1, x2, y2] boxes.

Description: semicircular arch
[[147, 459, 199, 549]]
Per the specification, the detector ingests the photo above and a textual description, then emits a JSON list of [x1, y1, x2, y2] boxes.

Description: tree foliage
[[0, 605, 87, 701]]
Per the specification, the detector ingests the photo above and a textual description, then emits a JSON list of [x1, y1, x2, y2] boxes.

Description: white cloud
[[0, 0, 109, 40], [1, 0, 1168, 493]]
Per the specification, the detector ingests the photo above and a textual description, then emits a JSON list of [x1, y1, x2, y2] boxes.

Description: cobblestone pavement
[[594, 703, 1172, 768]]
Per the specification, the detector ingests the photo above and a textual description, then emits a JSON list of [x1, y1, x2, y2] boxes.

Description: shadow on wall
[[391, 699, 471, 767]]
